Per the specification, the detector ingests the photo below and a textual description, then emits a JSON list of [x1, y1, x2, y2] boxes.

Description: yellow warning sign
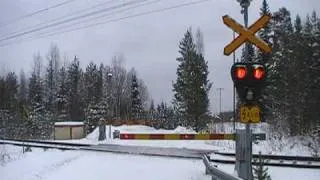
[[240, 105, 261, 123], [223, 14, 272, 55]]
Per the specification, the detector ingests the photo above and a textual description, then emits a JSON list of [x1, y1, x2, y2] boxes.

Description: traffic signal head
[[234, 65, 247, 80], [252, 64, 266, 81], [231, 63, 266, 102]]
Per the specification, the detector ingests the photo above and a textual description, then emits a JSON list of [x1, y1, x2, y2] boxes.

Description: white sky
[[0, 0, 319, 114]]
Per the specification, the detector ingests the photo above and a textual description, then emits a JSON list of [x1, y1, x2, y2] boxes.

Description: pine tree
[[84, 62, 106, 132], [257, 0, 272, 65], [255, 0, 274, 123], [44, 45, 60, 115], [155, 102, 166, 129], [149, 99, 155, 120], [253, 152, 272, 180], [28, 55, 46, 138], [18, 70, 28, 122], [137, 79, 149, 112], [0, 72, 19, 137], [268, 7, 294, 135], [5, 72, 18, 113], [290, 14, 307, 134], [0, 76, 6, 110], [173, 28, 212, 131], [55, 66, 68, 121], [303, 11, 320, 135], [131, 74, 143, 119], [66, 56, 84, 121]]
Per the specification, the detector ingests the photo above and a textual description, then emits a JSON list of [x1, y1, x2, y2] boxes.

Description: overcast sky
[[0, 0, 319, 114]]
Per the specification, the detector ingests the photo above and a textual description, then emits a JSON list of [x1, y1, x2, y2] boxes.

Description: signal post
[[223, 0, 272, 179]]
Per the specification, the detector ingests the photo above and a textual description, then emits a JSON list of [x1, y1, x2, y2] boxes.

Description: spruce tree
[[56, 66, 68, 121], [173, 28, 212, 131], [303, 12, 320, 135], [1, 72, 19, 137], [255, 0, 273, 123], [268, 7, 294, 135], [290, 14, 307, 134], [66, 56, 84, 121], [84, 62, 106, 132], [45, 44, 60, 115], [131, 74, 143, 119], [18, 70, 28, 122], [5, 72, 18, 113], [149, 99, 155, 121], [253, 152, 272, 180], [28, 72, 45, 138]]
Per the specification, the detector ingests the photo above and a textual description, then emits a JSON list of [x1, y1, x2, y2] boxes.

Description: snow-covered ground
[[57, 123, 316, 156], [208, 122, 316, 156], [1, 144, 319, 180], [0, 145, 209, 180], [211, 163, 320, 180]]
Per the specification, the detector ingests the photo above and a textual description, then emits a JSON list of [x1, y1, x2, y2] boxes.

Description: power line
[[42, 0, 212, 37], [0, 0, 77, 29], [0, 0, 120, 38], [0, 0, 212, 47], [0, 0, 147, 43], [36, 0, 160, 38]]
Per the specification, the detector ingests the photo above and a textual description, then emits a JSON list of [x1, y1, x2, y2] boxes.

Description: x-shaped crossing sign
[[223, 14, 272, 55]]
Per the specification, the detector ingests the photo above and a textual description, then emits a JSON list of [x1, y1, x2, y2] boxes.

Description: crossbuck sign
[[223, 14, 272, 55]]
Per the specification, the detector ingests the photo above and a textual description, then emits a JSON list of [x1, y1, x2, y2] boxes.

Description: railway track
[[214, 151, 320, 162], [1, 138, 319, 169], [209, 152, 320, 169], [0, 138, 91, 147], [0, 138, 209, 159], [0, 139, 89, 150]]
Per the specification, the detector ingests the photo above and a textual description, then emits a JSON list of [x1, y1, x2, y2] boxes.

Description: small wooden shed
[[54, 121, 85, 140]]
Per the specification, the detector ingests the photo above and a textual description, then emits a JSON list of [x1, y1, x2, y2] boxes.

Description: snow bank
[[113, 125, 196, 134], [208, 122, 315, 156], [54, 121, 84, 126], [0, 145, 24, 166], [85, 126, 99, 141], [173, 126, 196, 133]]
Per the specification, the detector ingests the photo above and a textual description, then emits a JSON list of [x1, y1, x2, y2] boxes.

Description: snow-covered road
[[1, 145, 210, 180]]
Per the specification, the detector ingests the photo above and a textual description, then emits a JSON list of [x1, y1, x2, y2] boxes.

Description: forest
[[0, 0, 319, 141]]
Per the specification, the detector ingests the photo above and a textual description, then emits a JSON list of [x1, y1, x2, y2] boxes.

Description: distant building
[[54, 121, 85, 140]]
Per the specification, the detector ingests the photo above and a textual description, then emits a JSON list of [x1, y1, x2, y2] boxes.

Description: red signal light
[[253, 67, 265, 80], [235, 67, 247, 80]]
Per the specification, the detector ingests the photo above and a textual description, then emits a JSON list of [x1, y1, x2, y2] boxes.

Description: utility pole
[[224, 1, 270, 179], [107, 72, 113, 139], [236, 0, 253, 180], [233, 31, 236, 131], [217, 88, 224, 118]]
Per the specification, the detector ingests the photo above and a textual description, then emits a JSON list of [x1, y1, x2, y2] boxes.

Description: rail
[[214, 151, 320, 162], [0, 138, 91, 147], [210, 152, 320, 169], [0, 139, 206, 159], [203, 154, 243, 180]]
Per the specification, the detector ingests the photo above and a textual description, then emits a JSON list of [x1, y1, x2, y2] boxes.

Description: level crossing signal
[[231, 63, 266, 103]]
